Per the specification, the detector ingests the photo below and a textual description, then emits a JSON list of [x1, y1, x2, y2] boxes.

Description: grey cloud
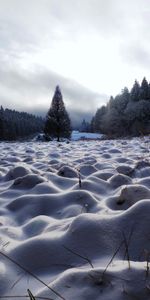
[[0, 62, 108, 122], [46, 0, 123, 36], [0, 0, 149, 52], [0, 0, 133, 53], [0, 0, 149, 64], [0, 0, 149, 123], [120, 42, 150, 69]]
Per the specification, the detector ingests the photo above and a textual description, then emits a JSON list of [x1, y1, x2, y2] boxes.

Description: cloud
[[0, 61, 107, 123], [0, 0, 150, 121], [121, 42, 150, 70], [0, 0, 142, 54]]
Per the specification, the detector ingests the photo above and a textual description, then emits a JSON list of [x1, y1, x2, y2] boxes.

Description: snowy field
[[71, 130, 103, 140], [0, 136, 150, 299]]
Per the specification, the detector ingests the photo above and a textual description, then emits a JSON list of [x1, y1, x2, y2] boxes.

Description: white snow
[[71, 130, 103, 140], [0, 136, 150, 299]]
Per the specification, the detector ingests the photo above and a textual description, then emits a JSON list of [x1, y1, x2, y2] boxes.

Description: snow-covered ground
[[35, 131, 103, 142], [0, 136, 150, 299], [71, 130, 103, 140]]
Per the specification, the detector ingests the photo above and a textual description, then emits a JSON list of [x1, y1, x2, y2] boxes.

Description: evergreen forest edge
[[0, 77, 150, 141]]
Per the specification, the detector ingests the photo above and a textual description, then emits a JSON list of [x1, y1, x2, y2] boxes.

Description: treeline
[[0, 106, 44, 140], [91, 77, 150, 137]]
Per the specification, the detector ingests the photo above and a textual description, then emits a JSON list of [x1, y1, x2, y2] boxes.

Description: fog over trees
[[91, 77, 150, 137]]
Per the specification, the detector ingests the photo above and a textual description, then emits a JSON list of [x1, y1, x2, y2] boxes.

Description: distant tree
[[148, 83, 150, 100], [130, 80, 140, 102], [0, 106, 4, 140], [91, 78, 150, 137], [120, 87, 130, 110], [90, 117, 95, 132], [0, 106, 44, 141], [125, 100, 150, 135], [107, 96, 114, 109], [140, 77, 149, 100], [80, 119, 86, 132], [44, 86, 71, 141], [94, 106, 106, 133], [80, 119, 90, 132]]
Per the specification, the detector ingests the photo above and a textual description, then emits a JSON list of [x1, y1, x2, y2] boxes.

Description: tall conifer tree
[[130, 80, 140, 102], [140, 77, 149, 100], [44, 86, 71, 141]]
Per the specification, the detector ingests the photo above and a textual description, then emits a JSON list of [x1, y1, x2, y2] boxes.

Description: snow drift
[[0, 136, 150, 299]]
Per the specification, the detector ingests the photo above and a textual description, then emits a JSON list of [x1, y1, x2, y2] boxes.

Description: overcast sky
[[0, 0, 150, 122]]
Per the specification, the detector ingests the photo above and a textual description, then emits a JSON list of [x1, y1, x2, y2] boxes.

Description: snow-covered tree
[[0, 106, 4, 139], [91, 78, 150, 137], [130, 80, 140, 102], [44, 86, 71, 141], [93, 106, 107, 133], [140, 77, 149, 100]]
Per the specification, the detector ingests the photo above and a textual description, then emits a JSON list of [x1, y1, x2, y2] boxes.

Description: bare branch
[[27, 289, 36, 300], [0, 296, 54, 300], [122, 231, 131, 269], [63, 245, 94, 268], [0, 250, 66, 300], [102, 240, 124, 278]]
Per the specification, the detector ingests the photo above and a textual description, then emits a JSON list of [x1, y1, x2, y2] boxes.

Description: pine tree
[[90, 117, 95, 132], [130, 80, 140, 102], [0, 106, 4, 140], [80, 119, 87, 132], [44, 86, 71, 141], [93, 106, 106, 133], [80, 119, 90, 132], [148, 83, 150, 100], [140, 77, 149, 100]]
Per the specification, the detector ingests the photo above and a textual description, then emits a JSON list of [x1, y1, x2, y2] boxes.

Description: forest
[[0, 106, 44, 140], [91, 77, 150, 137]]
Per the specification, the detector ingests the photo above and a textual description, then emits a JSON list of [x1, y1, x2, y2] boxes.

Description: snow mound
[[0, 137, 150, 299], [5, 165, 31, 180], [58, 165, 78, 178], [12, 174, 46, 189]]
